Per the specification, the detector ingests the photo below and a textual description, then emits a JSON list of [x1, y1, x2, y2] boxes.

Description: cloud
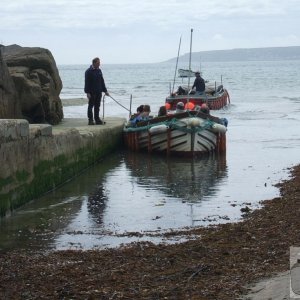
[[212, 34, 224, 41], [1, 0, 298, 30], [1, 0, 299, 63]]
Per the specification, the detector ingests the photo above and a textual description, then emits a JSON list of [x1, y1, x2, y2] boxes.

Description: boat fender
[[149, 124, 168, 134], [182, 117, 202, 127], [189, 118, 201, 127], [211, 123, 227, 133]]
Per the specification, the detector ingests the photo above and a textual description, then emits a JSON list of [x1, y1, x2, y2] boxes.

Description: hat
[[176, 102, 185, 113], [195, 71, 200, 76]]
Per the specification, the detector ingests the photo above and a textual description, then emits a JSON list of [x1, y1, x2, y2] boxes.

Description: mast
[[172, 36, 182, 94], [187, 28, 193, 90]]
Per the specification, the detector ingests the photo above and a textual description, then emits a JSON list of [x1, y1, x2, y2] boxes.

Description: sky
[[0, 0, 299, 64]]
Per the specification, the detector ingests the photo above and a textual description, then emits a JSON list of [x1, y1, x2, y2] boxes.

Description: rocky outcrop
[[1, 45, 63, 124], [0, 46, 22, 119]]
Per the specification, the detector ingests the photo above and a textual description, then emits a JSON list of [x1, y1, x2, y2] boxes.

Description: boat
[[166, 80, 230, 111], [168, 29, 230, 111], [123, 110, 227, 157], [178, 68, 196, 78]]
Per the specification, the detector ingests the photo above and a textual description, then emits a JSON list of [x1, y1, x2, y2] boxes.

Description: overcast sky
[[1, 0, 299, 64]]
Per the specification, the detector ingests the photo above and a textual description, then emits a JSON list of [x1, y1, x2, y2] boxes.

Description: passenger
[[140, 104, 151, 120], [220, 118, 228, 127], [158, 106, 167, 117], [200, 103, 210, 114], [194, 105, 201, 112], [130, 104, 152, 126], [176, 102, 185, 114], [130, 105, 144, 121], [176, 86, 188, 95], [129, 105, 144, 125], [192, 71, 205, 95], [136, 104, 144, 115]]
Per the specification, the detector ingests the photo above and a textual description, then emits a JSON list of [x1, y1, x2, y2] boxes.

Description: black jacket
[[192, 76, 205, 92], [84, 66, 107, 94]]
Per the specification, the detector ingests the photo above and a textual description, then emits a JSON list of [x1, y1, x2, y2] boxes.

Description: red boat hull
[[166, 89, 230, 111]]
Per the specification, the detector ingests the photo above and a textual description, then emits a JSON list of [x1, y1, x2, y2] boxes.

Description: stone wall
[[0, 118, 125, 217]]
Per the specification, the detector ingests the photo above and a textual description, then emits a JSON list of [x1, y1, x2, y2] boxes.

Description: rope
[[108, 95, 130, 112]]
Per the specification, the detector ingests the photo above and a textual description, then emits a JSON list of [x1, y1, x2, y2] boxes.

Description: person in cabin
[[158, 106, 167, 117], [84, 57, 109, 125], [192, 71, 205, 95], [175, 102, 185, 114]]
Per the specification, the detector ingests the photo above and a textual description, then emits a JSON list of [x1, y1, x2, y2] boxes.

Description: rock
[[0, 46, 22, 119], [240, 206, 251, 213], [1, 45, 63, 125]]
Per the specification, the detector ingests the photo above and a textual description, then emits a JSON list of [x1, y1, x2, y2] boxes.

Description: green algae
[[0, 176, 13, 190], [0, 133, 124, 217], [16, 170, 30, 183]]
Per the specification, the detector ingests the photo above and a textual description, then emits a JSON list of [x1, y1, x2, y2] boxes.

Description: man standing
[[84, 57, 109, 125], [192, 71, 205, 95]]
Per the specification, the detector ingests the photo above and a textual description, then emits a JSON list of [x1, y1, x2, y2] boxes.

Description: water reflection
[[87, 182, 108, 225], [124, 151, 228, 202], [0, 155, 122, 252], [0, 151, 229, 252]]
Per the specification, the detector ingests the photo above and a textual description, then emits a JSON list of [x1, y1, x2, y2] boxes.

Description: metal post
[[129, 94, 132, 119]]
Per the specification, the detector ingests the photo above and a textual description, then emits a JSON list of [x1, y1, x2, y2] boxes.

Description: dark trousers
[[87, 93, 102, 121]]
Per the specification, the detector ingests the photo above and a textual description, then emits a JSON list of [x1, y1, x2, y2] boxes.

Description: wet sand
[[1, 164, 300, 299]]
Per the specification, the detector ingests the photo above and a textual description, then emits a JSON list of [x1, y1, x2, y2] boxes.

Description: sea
[[1, 60, 300, 251]]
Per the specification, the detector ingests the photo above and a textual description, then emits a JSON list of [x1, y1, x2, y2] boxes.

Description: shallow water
[[1, 60, 300, 251]]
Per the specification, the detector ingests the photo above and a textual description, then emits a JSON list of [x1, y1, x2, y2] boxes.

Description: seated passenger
[[130, 104, 144, 120], [200, 103, 210, 114], [158, 106, 167, 117], [176, 102, 185, 114], [140, 104, 151, 120], [194, 105, 201, 112], [176, 86, 188, 95], [131, 104, 152, 125], [220, 117, 228, 127], [129, 105, 145, 125]]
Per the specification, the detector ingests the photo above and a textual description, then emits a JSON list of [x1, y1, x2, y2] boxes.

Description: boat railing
[[135, 110, 223, 128]]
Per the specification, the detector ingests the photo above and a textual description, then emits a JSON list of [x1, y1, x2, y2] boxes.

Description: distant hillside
[[164, 46, 300, 63]]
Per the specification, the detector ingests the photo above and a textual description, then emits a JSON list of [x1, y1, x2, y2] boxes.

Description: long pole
[[129, 94, 132, 119], [172, 35, 182, 94], [187, 28, 193, 91], [102, 94, 105, 121]]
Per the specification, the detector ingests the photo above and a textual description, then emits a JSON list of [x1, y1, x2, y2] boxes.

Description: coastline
[[1, 163, 300, 298]]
